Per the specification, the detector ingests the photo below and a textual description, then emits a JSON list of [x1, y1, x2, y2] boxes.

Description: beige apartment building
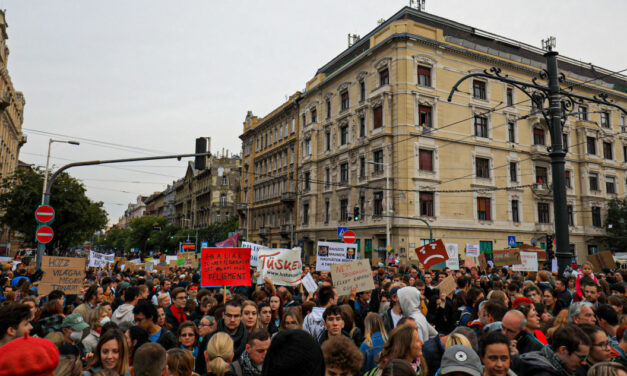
[[238, 93, 300, 248], [291, 6, 626, 262]]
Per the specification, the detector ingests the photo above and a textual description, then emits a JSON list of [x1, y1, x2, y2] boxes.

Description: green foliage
[[0, 167, 108, 249], [199, 216, 239, 246], [602, 197, 627, 251]]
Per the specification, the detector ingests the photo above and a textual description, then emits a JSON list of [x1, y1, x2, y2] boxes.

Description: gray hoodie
[[397, 286, 438, 342], [112, 303, 135, 331]]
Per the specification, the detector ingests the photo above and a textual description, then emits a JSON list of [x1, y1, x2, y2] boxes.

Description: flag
[[216, 233, 239, 248]]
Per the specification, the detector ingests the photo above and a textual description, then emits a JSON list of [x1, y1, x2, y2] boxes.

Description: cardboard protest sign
[[478, 253, 488, 271], [257, 248, 302, 286], [492, 249, 522, 267], [169, 260, 177, 268], [331, 259, 375, 296], [371, 256, 381, 267], [466, 244, 480, 258], [445, 243, 459, 270], [146, 262, 154, 271], [587, 251, 616, 272], [88, 251, 115, 268], [166, 255, 177, 265], [438, 275, 457, 297], [302, 272, 318, 294], [39, 256, 85, 296], [201, 248, 251, 287], [155, 264, 170, 272], [512, 252, 539, 272], [241, 241, 267, 268], [177, 252, 198, 267], [415, 239, 449, 269], [316, 241, 353, 271]]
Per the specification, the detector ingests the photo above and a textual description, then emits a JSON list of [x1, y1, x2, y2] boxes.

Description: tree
[[199, 216, 239, 246], [602, 197, 627, 251], [0, 166, 108, 250]]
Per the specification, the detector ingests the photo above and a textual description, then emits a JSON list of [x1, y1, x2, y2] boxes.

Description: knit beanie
[[0, 333, 59, 376], [261, 330, 325, 376]]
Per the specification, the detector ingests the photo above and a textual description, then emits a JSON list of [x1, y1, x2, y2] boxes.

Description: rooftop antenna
[[541, 36, 556, 51], [409, 0, 425, 11], [347, 33, 361, 47], [377, 18, 386, 25]]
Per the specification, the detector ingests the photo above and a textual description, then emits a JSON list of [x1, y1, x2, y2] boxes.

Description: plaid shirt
[[35, 314, 64, 337]]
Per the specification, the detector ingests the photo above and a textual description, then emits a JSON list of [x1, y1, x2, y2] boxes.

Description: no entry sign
[[343, 230, 356, 244], [36, 225, 54, 244], [35, 205, 55, 224]]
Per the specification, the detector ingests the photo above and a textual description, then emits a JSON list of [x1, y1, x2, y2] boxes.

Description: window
[[359, 116, 366, 137], [419, 105, 432, 127], [340, 163, 349, 183], [603, 142, 613, 160], [373, 105, 383, 128], [509, 162, 517, 182], [567, 205, 574, 226], [473, 80, 486, 100], [562, 133, 569, 151], [326, 99, 331, 119], [324, 199, 330, 223], [360, 81, 366, 101], [538, 203, 550, 223], [535, 166, 548, 184], [533, 128, 545, 145], [290, 147, 294, 163], [476, 157, 490, 179], [305, 138, 312, 156], [373, 150, 384, 172], [420, 192, 434, 217], [592, 206, 602, 227], [340, 125, 349, 145], [624, 145, 627, 162], [601, 111, 610, 128], [511, 200, 519, 223], [359, 157, 366, 178], [325, 131, 330, 151], [222, 176, 227, 185], [340, 199, 348, 221], [474, 116, 488, 138], [379, 68, 389, 86], [373, 192, 383, 216], [341, 91, 349, 111], [606, 176, 616, 194], [565, 171, 571, 188], [216, 213, 221, 222], [589, 173, 599, 191], [417, 66, 431, 87], [621, 116, 626, 132], [477, 197, 491, 220], [506, 88, 513, 106], [419, 150, 433, 171], [291, 117, 295, 133], [480, 241, 493, 255], [579, 105, 588, 121], [588, 245, 599, 255], [302, 114, 306, 127], [304, 172, 311, 191], [303, 203, 309, 224], [325, 168, 330, 189], [508, 122, 515, 143], [310, 108, 317, 123], [220, 194, 227, 207], [360, 195, 365, 218], [587, 137, 597, 155]]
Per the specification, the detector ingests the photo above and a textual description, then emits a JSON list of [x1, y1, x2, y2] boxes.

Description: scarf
[[240, 350, 262, 376], [170, 305, 187, 323]]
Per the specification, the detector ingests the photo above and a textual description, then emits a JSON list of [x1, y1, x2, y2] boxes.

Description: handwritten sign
[[492, 249, 522, 267], [466, 244, 480, 258], [445, 243, 460, 270], [88, 251, 115, 268], [478, 252, 488, 271], [257, 248, 302, 286], [330, 259, 375, 296], [241, 241, 267, 268], [39, 256, 85, 296], [302, 272, 319, 294], [201, 248, 251, 287], [512, 252, 539, 272], [177, 251, 198, 267], [587, 251, 616, 272], [438, 275, 457, 297]]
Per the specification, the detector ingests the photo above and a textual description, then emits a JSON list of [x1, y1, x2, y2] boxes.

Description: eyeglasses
[[593, 342, 610, 349], [174, 296, 187, 300]]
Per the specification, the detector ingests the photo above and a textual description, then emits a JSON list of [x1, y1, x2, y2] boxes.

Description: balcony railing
[[259, 226, 270, 235], [281, 191, 296, 204]]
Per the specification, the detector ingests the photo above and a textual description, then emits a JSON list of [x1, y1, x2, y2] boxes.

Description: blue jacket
[[359, 332, 386, 374]]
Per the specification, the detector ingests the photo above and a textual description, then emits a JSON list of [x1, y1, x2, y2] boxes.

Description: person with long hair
[[177, 321, 200, 360], [268, 292, 284, 328], [279, 307, 303, 331], [380, 359, 417, 376], [204, 332, 235, 376], [241, 300, 260, 333], [125, 326, 149, 366], [33, 299, 65, 337], [363, 323, 427, 376], [167, 348, 200, 376], [82, 328, 130, 376], [543, 288, 564, 316], [360, 312, 389, 374], [546, 309, 569, 340], [588, 362, 627, 376]]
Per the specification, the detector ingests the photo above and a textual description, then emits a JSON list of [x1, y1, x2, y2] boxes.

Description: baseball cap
[[61, 314, 89, 331], [440, 345, 482, 376]]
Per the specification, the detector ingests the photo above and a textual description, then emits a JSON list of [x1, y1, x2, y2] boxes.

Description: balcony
[[280, 224, 292, 238], [236, 203, 248, 214], [259, 226, 270, 237], [281, 191, 296, 205]]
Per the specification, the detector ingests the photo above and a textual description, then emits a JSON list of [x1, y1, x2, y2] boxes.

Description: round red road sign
[[343, 230, 356, 244], [35, 205, 55, 223], [36, 225, 54, 244]]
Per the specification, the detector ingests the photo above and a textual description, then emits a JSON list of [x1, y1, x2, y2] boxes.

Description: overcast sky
[[4, 0, 626, 224]]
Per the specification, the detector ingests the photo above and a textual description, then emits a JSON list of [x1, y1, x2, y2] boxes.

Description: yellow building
[[238, 93, 300, 248], [291, 7, 626, 262]]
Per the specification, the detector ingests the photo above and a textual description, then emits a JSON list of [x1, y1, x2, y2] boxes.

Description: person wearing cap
[[439, 345, 483, 376], [0, 303, 33, 348], [61, 313, 90, 355], [382, 286, 403, 334], [0, 333, 60, 376]]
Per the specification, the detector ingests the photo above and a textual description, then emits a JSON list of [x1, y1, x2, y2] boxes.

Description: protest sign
[[155, 264, 170, 272], [146, 262, 154, 271], [176, 258, 185, 266], [415, 240, 449, 269], [478, 253, 488, 271], [169, 260, 177, 268], [165, 255, 177, 265], [465, 257, 477, 268], [587, 251, 616, 272], [331, 259, 375, 296], [371, 256, 381, 267], [512, 252, 539, 272], [201, 248, 251, 287], [466, 244, 480, 258], [445, 243, 459, 270], [492, 249, 522, 266], [438, 275, 457, 297], [241, 241, 267, 268], [128, 258, 141, 264], [302, 273, 319, 294], [39, 256, 85, 296], [316, 241, 353, 271], [88, 251, 115, 268], [177, 252, 198, 267], [257, 248, 302, 286]]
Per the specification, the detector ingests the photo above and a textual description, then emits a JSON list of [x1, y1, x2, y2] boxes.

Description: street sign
[[337, 227, 348, 239], [201, 242, 209, 249], [508, 236, 517, 247], [36, 225, 54, 244], [35, 205, 55, 224], [343, 230, 356, 244]]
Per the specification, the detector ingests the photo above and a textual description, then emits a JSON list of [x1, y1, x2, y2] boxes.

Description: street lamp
[[368, 159, 391, 260], [42, 139, 80, 205]]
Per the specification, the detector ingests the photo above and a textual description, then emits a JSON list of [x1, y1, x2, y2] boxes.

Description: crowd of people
[[1, 256, 627, 376]]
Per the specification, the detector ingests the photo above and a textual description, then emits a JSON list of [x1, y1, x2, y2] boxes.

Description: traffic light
[[353, 206, 360, 221], [195, 137, 208, 170]]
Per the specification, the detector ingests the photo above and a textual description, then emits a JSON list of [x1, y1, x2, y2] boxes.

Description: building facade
[[238, 93, 300, 248], [289, 7, 626, 262]]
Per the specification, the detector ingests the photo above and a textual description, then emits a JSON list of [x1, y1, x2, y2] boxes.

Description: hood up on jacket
[[397, 286, 438, 342]]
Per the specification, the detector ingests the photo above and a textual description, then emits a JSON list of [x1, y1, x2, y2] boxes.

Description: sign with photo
[[315, 241, 357, 271]]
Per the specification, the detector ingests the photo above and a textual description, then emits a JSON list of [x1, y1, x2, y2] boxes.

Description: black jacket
[[513, 347, 571, 376], [317, 329, 351, 345], [196, 319, 248, 375], [557, 289, 572, 308], [516, 331, 545, 354], [422, 334, 446, 376], [155, 326, 177, 350]]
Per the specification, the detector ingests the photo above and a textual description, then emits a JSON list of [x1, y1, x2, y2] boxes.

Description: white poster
[[466, 244, 480, 258], [242, 241, 268, 268], [257, 248, 303, 286], [302, 272, 318, 294], [88, 251, 115, 268], [165, 255, 177, 265], [146, 261, 154, 271], [512, 252, 539, 272], [445, 243, 460, 270], [551, 258, 558, 273], [315, 241, 356, 271]]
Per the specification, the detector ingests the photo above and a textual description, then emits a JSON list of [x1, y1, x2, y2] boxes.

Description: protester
[[479, 331, 513, 376], [82, 328, 130, 376], [303, 285, 336, 340], [440, 345, 483, 376], [131, 342, 169, 376], [167, 287, 190, 333], [0, 333, 60, 376], [576, 323, 613, 376], [363, 323, 426, 375], [167, 347, 196, 376], [0, 303, 33, 348], [588, 362, 627, 376], [82, 306, 110, 353], [360, 312, 389, 374], [569, 301, 597, 324], [279, 308, 302, 331], [260, 329, 325, 376], [177, 321, 200, 359], [133, 298, 177, 349], [126, 325, 149, 366], [112, 286, 140, 331], [398, 286, 438, 342], [204, 332, 235, 376], [321, 335, 363, 376], [230, 328, 270, 376], [241, 301, 259, 333]]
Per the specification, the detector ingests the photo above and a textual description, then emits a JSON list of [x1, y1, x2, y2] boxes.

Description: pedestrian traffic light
[[195, 137, 208, 170], [353, 206, 360, 221]]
